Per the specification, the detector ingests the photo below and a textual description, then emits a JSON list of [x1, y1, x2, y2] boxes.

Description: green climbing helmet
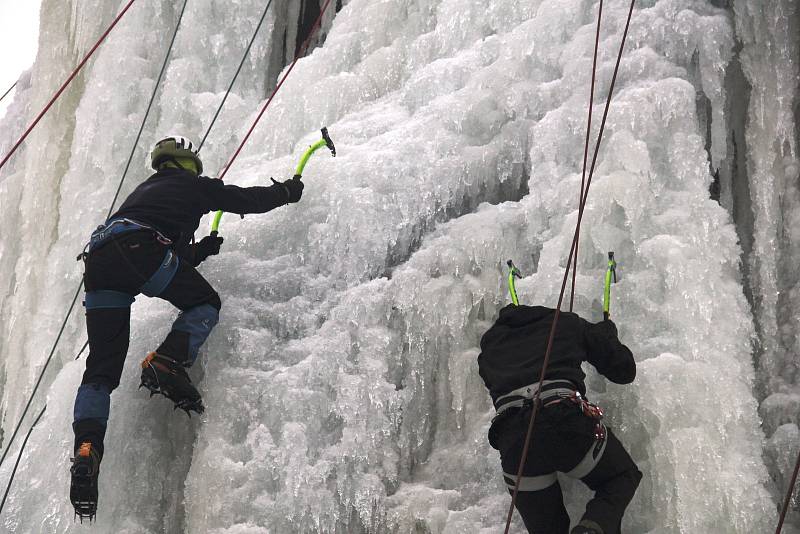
[[150, 135, 203, 174]]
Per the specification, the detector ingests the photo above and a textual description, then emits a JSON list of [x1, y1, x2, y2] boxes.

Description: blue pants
[[73, 231, 220, 453]]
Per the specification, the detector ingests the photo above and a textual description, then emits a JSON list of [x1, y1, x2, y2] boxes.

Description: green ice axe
[[210, 127, 336, 234], [507, 260, 522, 306], [603, 251, 617, 320], [295, 126, 336, 176]]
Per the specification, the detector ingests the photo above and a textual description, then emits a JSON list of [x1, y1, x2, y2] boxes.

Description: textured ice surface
[[0, 0, 792, 532]]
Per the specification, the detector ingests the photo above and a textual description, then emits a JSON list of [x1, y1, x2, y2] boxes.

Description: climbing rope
[[0, 341, 87, 516], [0, 82, 17, 105], [0, 0, 189, 484], [212, 0, 334, 232], [503, 1, 636, 531], [0, 406, 45, 513], [569, 0, 604, 313], [107, 0, 190, 217], [0, 283, 83, 468], [197, 0, 276, 152], [776, 448, 800, 533], [0, 0, 139, 174], [217, 0, 334, 181]]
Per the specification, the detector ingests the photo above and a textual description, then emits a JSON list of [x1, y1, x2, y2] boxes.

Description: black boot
[[70, 441, 101, 522], [571, 519, 604, 534], [140, 352, 204, 415]]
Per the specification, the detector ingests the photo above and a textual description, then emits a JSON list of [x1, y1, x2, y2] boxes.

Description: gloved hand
[[272, 176, 304, 204], [193, 234, 224, 266], [598, 318, 618, 337]]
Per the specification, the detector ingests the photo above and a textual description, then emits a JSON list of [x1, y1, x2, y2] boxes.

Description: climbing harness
[[507, 260, 522, 306], [603, 251, 617, 320], [211, 126, 337, 234], [493, 380, 577, 417], [776, 448, 800, 533], [0, 81, 17, 105], [0, 0, 140, 174], [493, 381, 608, 493], [84, 218, 172, 254], [78, 219, 180, 308], [503, 1, 636, 532]]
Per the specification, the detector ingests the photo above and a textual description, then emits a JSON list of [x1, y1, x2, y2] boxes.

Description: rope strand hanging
[[0, 82, 17, 105], [776, 448, 800, 533], [569, 0, 604, 313], [0, 0, 139, 174], [217, 0, 334, 181], [503, 1, 636, 531], [197, 0, 276, 152]]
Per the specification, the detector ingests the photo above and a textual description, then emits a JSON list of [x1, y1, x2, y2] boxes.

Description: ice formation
[[0, 0, 797, 532]]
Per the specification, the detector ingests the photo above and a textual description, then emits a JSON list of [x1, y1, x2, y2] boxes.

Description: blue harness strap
[[82, 216, 179, 307], [84, 290, 135, 310], [83, 248, 178, 308], [140, 248, 179, 297]]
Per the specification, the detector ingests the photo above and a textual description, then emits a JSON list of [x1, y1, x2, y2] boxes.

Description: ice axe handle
[[603, 252, 616, 320], [507, 259, 522, 306]]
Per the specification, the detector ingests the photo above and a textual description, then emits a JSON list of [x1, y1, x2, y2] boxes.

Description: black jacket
[[110, 169, 289, 258], [478, 305, 635, 404]]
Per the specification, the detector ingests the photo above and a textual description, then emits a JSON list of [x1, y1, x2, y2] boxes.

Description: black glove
[[193, 234, 224, 266], [272, 176, 304, 204], [598, 319, 618, 337]]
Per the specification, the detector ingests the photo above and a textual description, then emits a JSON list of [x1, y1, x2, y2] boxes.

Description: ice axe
[[603, 251, 617, 320], [210, 127, 336, 235], [294, 126, 336, 178], [507, 259, 523, 306]]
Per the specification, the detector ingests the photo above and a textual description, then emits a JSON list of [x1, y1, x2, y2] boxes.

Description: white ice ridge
[[0, 0, 780, 532]]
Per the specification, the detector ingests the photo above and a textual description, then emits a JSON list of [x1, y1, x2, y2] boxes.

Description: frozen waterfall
[[0, 0, 797, 532]]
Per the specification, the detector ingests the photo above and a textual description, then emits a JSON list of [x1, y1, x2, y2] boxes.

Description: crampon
[[140, 352, 205, 415], [70, 442, 100, 522]]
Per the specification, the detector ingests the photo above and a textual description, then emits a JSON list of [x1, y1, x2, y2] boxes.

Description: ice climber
[[478, 305, 641, 534], [69, 136, 305, 520]]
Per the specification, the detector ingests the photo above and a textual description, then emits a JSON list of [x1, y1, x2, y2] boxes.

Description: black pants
[[491, 402, 641, 534], [74, 231, 221, 453]]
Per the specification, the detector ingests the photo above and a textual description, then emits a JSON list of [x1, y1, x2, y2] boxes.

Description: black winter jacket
[[478, 305, 635, 404], [110, 169, 289, 258]]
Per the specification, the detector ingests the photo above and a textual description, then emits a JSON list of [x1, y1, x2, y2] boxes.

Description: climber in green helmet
[[69, 135, 304, 521]]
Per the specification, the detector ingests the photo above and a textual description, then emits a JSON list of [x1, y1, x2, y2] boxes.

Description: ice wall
[[0, 0, 787, 533], [731, 0, 800, 526]]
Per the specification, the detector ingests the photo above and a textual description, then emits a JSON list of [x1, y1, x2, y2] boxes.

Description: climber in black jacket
[[69, 136, 304, 521], [478, 304, 641, 534]]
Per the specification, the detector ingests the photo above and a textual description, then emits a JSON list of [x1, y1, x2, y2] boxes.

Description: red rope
[[218, 0, 334, 180], [570, 0, 603, 313], [776, 447, 800, 533], [0, 0, 138, 174], [503, 1, 636, 531]]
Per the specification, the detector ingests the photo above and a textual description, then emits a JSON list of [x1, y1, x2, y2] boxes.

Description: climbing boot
[[140, 352, 204, 415], [70, 441, 100, 522], [571, 520, 604, 534]]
